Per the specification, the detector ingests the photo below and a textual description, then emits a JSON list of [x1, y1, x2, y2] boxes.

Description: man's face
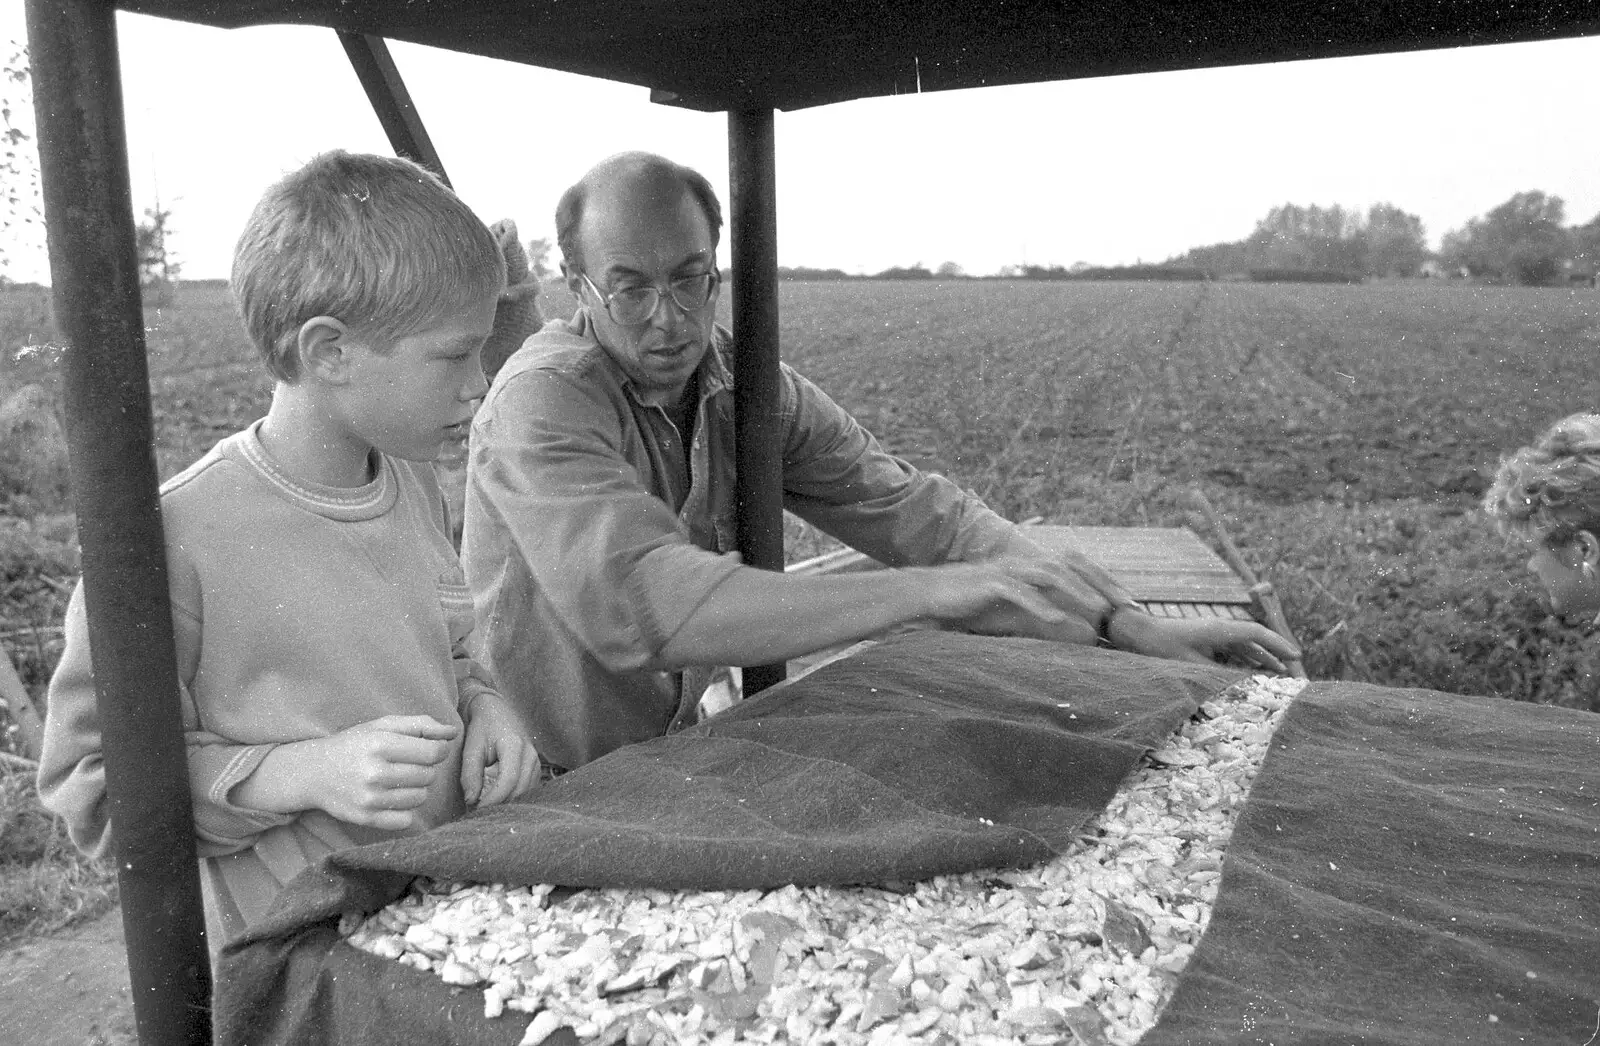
[[567, 184, 718, 408]]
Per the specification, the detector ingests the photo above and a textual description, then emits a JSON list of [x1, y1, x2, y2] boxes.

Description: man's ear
[[561, 259, 584, 301], [296, 316, 353, 384]]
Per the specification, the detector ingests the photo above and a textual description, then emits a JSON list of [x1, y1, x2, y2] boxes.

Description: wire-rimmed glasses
[[580, 269, 720, 325]]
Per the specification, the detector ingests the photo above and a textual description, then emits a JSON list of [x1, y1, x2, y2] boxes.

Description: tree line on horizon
[[784, 192, 1600, 287], [1169, 192, 1599, 286]]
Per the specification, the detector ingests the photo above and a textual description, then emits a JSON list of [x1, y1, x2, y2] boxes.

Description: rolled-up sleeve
[[470, 366, 742, 671]]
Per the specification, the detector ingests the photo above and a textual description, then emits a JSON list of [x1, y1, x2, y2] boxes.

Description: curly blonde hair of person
[[1483, 413, 1600, 547]]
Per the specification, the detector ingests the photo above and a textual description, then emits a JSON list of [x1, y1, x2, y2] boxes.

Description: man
[[462, 151, 1296, 772]]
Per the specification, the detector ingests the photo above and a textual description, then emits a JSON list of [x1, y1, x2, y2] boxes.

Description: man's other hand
[[1108, 611, 1299, 673]]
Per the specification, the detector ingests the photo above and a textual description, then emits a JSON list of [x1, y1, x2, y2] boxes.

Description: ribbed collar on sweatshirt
[[226, 419, 400, 523]]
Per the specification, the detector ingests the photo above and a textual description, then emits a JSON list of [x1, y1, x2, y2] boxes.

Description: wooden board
[[786, 524, 1256, 614], [1024, 525, 1253, 608]]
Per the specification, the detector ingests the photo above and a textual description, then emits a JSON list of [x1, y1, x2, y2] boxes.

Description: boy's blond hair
[[1484, 412, 1600, 546], [231, 151, 505, 382]]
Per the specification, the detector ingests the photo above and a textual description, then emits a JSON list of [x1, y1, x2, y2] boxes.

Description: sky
[[2, 9, 1600, 284]]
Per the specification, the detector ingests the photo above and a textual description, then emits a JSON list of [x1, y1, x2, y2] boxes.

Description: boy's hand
[[309, 715, 458, 830], [461, 692, 541, 807]]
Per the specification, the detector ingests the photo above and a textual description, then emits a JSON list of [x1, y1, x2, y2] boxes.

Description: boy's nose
[[462, 359, 489, 401]]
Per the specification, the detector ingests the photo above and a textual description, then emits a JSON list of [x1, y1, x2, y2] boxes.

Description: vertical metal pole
[[24, 3, 212, 1045], [728, 107, 786, 695], [336, 31, 452, 186]]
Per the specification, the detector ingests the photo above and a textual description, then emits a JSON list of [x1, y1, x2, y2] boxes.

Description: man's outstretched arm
[[657, 557, 1087, 667]]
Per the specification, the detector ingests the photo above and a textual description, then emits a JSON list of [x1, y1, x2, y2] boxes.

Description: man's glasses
[[580, 270, 720, 326]]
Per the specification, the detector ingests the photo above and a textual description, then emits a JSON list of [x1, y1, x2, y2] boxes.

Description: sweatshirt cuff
[[457, 677, 498, 717], [191, 742, 297, 849]]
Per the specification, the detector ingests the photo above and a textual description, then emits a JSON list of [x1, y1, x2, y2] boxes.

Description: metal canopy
[[117, 0, 1600, 111]]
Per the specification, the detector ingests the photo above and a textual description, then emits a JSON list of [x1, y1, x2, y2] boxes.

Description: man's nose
[[648, 289, 689, 328]]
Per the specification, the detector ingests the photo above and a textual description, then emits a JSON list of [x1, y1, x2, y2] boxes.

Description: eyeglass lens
[[607, 273, 717, 323]]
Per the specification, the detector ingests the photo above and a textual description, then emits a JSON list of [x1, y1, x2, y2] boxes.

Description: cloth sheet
[[1144, 681, 1600, 1046], [214, 632, 1234, 1046], [211, 636, 1600, 1046]]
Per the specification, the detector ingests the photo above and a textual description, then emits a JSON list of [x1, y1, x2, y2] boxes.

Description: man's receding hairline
[[573, 197, 715, 280], [562, 151, 722, 271]]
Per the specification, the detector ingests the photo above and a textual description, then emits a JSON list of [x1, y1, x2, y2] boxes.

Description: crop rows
[[776, 279, 1600, 512]]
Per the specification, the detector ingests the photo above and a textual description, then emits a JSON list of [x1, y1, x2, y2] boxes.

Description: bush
[[1246, 268, 1364, 284], [0, 384, 71, 516], [1, 515, 77, 748]]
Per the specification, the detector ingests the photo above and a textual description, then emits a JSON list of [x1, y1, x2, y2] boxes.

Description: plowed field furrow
[[778, 279, 1600, 507]]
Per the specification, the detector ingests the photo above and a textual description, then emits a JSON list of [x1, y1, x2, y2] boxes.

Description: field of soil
[[777, 279, 1600, 512]]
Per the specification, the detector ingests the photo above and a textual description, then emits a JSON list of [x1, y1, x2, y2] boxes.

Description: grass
[[0, 757, 117, 947], [1, 277, 1598, 943]]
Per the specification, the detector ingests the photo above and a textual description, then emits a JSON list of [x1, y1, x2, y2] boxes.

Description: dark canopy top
[[121, 0, 1600, 112]]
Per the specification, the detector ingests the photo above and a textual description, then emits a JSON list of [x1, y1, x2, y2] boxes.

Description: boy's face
[[340, 295, 496, 463], [1526, 534, 1600, 624]]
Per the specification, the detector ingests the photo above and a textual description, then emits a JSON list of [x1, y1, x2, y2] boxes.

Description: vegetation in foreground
[[0, 757, 117, 946], [1, 277, 1598, 941]]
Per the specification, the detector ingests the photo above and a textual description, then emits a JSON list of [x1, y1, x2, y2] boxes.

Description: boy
[[37, 151, 541, 948]]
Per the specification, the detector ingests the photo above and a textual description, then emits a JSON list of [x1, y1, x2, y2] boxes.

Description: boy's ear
[[1577, 530, 1600, 572], [296, 316, 353, 384]]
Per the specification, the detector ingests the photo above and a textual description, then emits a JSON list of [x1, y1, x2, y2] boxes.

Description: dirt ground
[[0, 906, 136, 1046]]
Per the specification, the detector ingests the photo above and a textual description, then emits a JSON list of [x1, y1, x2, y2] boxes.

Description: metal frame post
[[337, 31, 452, 185], [24, 2, 212, 1043], [728, 107, 785, 694]]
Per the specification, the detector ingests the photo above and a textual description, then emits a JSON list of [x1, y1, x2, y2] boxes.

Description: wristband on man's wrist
[[1096, 605, 1120, 647], [1097, 600, 1142, 647]]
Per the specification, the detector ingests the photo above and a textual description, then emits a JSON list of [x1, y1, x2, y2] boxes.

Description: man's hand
[[957, 600, 1098, 645], [917, 560, 1078, 633], [1107, 610, 1300, 673], [952, 555, 1109, 645], [461, 692, 541, 807]]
